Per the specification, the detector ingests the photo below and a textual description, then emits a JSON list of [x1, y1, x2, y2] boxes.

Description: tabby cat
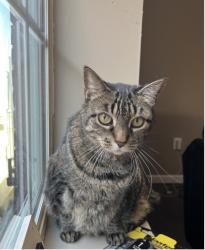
[[45, 66, 166, 245]]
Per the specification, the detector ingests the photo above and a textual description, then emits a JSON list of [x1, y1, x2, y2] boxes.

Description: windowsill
[[44, 216, 152, 249]]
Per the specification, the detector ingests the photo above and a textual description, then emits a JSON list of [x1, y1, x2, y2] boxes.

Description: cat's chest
[[73, 184, 120, 204], [72, 188, 120, 234]]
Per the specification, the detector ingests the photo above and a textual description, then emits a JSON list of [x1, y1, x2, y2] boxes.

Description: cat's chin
[[109, 148, 130, 156]]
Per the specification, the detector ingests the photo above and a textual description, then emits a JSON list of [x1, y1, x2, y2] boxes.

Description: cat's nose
[[116, 140, 127, 148]]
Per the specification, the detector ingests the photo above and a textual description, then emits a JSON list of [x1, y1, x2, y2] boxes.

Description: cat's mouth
[[102, 144, 132, 155], [112, 149, 126, 155]]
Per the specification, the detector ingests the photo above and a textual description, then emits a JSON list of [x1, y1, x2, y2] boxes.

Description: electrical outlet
[[173, 137, 182, 150]]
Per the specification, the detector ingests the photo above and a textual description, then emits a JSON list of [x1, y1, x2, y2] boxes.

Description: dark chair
[[182, 137, 204, 249]]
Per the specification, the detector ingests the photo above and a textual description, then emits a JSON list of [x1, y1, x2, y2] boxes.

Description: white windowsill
[[13, 194, 47, 249], [44, 216, 152, 249]]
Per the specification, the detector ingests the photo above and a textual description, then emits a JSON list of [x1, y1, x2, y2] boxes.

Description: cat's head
[[81, 66, 166, 156]]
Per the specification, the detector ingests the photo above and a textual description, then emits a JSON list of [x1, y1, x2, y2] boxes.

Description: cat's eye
[[131, 117, 145, 128], [98, 113, 113, 126]]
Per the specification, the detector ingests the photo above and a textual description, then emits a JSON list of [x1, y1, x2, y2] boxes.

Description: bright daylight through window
[[0, 0, 48, 248]]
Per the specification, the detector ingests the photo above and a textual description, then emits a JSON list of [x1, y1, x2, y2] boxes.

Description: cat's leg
[[59, 213, 81, 243], [130, 197, 151, 225], [59, 188, 81, 243], [105, 220, 126, 245], [45, 154, 68, 217], [105, 199, 151, 245], [45, 176, 81, 242], [45, 153, 81, 243]]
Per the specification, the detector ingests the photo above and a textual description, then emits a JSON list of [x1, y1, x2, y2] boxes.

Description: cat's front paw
[[60, 231, 81, 243], [106, 232, 126, 246]]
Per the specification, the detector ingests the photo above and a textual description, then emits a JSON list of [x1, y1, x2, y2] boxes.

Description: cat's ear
[[137, 78, 167, 106], [84, 66, 110, 100]]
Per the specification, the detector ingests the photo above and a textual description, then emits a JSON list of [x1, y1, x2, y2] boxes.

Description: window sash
[[0, 0, 51, 248], [7, 0, 46, 43]]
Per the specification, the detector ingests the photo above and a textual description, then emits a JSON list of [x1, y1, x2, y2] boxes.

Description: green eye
[[131, 117, 145, 128], [98, 113, 113, 126]]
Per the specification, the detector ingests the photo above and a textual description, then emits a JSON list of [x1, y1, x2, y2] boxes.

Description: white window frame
[[0, 0, 54, 248]]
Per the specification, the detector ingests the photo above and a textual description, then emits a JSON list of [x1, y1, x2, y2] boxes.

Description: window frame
[[0, 0, 54, 248]]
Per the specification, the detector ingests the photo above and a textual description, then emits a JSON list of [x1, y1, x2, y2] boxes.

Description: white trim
[[0, 198, 30, 248], [0, 196, 47, 248], [39, 205, 47, 238], [45, 0, 50, 161], [34, 194, 44, 224], [137, 0, 144, 84], [24, 3, 33, 214], [47, 0, 55, 155], [14, 215, 43, 249], [34, 194, 47, 237], [14, 215, 32, 249], [152, 174, 183, 184]]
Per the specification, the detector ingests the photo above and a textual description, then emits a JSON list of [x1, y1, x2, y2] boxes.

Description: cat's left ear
[[84, 66, 111, 100], [137, 78, 167, 106]]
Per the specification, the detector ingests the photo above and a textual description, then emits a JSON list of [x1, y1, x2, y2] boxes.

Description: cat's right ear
[[84, 66, 110, 100]]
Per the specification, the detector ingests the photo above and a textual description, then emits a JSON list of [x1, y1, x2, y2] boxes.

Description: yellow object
[[152, 234, 177, 249], [127, 227, 178, 249], [127, 227, 147, 239]]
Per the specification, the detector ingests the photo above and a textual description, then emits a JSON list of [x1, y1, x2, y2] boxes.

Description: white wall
[[54, 0, 144, 148]]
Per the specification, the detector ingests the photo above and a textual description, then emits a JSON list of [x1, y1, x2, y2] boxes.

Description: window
[[0, 0, 50, 248]]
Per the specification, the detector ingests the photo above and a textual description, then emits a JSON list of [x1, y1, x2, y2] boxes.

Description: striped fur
[[45, 67, 166, 245]]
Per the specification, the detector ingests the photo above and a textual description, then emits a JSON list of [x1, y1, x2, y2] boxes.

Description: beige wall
[[140, 0, 203, 176], [53, 0, 144, 148]]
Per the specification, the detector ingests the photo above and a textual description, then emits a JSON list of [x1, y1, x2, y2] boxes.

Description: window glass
[[0, 2, 30, 246], [28, 0, 45, 31], [0, 0, 48, 247], [0, 1, 16, 239], [11, 0, 26, 8], [10, 4, 30, 216], [29, 29, 46, 212]]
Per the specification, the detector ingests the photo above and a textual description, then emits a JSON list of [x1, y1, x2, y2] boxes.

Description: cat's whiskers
[[133, 151, 145, 182], [139, 147, 179, 183], [100, 149, 107, 165], [78, 145, 100, 160], [132, 154, 138, 183], [135, 150, 152, 199], [79, 148, 101, 195], [128, 152, 138, 185], [133, 151, 151, 198], [138, 148, 170, 193], [91, 148, 104, 176], [133, 153, 143, 187], [84, 147, 102, 169], [140, 144, 159, 154], [81, 147, 102, 180]]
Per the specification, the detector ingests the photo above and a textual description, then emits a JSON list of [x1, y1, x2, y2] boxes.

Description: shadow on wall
[[54, 49, 84, 148]]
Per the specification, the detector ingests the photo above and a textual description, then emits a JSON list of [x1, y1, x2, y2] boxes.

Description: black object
[[104, 235, 153, 249], [36, 242, 44, 249], [112, 238, 152, 249], [130, 239, 151, 249], [182, 137, 204, 249]]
